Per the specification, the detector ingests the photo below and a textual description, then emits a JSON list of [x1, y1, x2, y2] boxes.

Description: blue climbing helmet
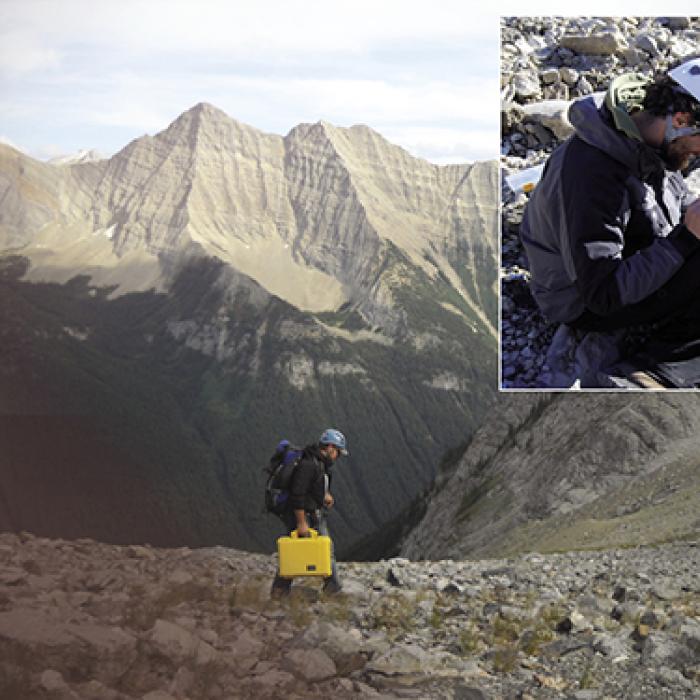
[[319, 428, 348, 456]]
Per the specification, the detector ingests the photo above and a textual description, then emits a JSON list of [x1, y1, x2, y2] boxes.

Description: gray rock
[[0, 608, 138, 684], [652, 583, 680, 601], [560, 33, 625, 56], [542, 636, 592, 658], [576, 76, 594, 96], [543, 82, 569, 101], [621, 47, 646, 66], [284, 647, 336, 681], [252, 667, 295, 688], [681, 622, 700, 653], [513, 71, 541, 100], [168, 667, 195, 697], [300, 620, 366, 660], [367, 644, 473, 686], [656, 666, 694, 691], [0, 567, 27, 585], [522, 100, 573, 141], [387, 567, 405, 587], [639, 633, 679, 666], [636, 34, 660, 56], [559, 67, 579, 85], [225, 628, 262, 666], [40, 669, 69, 692], [366, 643, 429, 676], [669, 37, 696, 59], [667, 17, 691, 30], [573, 691, 601, 700], [593, 633, 629, 660], [149, 619, 217, 665], [454, 687, 489, 700], [541, 68, 560, 85]]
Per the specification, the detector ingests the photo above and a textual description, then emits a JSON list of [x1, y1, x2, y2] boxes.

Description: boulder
[[513, 71, 542, 100], [560, 33, 625, 56], [148, 619, 217, 665], [0, 608, 138, 683], [522, 100, 573, 141], [283, 648, 336, 681]]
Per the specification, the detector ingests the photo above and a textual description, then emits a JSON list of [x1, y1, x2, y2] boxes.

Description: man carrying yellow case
[[270, 428, 348, 597]]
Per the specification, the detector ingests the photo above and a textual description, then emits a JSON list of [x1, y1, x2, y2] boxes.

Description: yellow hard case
[[277, 528, 332, 577]]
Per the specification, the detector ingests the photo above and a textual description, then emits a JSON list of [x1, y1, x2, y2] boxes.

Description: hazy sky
[[0, 1, 694, 164], [0, 0, 499, 164]]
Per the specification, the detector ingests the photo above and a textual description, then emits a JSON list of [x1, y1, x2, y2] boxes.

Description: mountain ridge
[[0, 103, 497, 324]]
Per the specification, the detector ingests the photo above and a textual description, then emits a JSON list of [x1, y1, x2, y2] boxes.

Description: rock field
[[500, 16, 700, 388], [1, 531, 698, 699]]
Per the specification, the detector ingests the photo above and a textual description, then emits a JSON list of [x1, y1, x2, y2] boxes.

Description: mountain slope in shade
[[401, 393, 700, 560], [0, 253, 494, 556]]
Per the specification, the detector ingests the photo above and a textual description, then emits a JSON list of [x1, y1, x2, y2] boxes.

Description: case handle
[[290, 528, 318, 539]]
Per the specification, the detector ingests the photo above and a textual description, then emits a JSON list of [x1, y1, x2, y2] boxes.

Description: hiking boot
[[270, 577, 292, 598], [322, 579, 342, 595]]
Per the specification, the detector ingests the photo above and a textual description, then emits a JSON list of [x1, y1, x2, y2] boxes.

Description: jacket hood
[[568, 92, 664, 179]]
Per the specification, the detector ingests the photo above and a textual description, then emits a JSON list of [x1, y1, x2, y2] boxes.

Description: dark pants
[[271, 509, 339, 593], [571, 247, 700, 333]]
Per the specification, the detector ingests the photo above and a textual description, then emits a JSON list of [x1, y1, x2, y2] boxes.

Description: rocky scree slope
[[500, 16, 700, 388], [1, 531, 698, 700], [402, 392, 700, 561], [0, 106, 497, 558]]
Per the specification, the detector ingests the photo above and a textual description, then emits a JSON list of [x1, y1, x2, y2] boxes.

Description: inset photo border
[[500, 16, 700, 391]]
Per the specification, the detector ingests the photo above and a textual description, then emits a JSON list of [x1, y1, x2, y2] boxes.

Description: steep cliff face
[[402, 394, 700, 560], [0, 105, 497, 557]]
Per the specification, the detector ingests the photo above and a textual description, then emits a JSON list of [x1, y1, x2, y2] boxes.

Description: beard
[[662, 135, 700, 171]]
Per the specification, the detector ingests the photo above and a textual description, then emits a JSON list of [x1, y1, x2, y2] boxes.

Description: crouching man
[[521, 58, 700, 335]]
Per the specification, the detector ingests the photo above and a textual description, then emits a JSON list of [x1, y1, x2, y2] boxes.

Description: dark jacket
[[521, 94, 699, 324], [288, 444, 332, 512]]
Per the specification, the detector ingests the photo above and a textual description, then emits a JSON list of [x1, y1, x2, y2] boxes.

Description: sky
[[0, 0, 499, 164], [0, 1, 696, 165]]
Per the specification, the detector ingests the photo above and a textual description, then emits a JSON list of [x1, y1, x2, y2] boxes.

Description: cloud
[[0, 30, 60, 77], [0, 0, 499, 162], [382, 126, 498, 163], [1, 0, 494, 62]]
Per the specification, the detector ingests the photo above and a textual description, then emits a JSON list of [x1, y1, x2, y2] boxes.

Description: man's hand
[[684, 198, 700, 238], [323, 493, 334, 509], [295, 510, 310, 537]]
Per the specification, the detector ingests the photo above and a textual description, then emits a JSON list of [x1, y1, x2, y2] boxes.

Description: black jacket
[[521, 94, 699, 324], [288, 444, 332, 512]]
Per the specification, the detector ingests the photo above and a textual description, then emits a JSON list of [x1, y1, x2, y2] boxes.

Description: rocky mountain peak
[[189, 100, 229, 118], [0, 104, 496, 320], [47, 149, 106, 166]]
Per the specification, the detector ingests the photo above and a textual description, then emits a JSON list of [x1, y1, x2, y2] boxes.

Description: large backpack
[[264, 440, 304, 516]]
